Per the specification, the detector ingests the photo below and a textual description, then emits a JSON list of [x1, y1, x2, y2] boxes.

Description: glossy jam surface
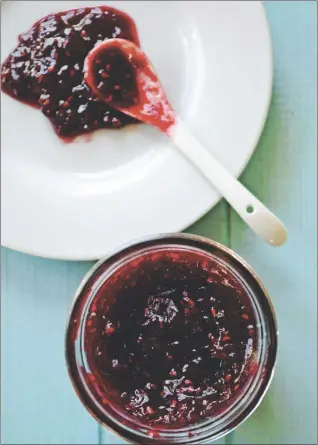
[[91, 47, 139, 108], [1, 7, 140, 139], [83, 248, 257, 428]]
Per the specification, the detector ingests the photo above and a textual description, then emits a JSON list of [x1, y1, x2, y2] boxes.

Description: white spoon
[[84, 38, 287, 246]]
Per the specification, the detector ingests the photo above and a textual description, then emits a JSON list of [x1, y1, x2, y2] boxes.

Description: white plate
[[1, 1, 272, 260]]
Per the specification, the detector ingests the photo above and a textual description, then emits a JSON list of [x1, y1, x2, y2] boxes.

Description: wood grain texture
[[228, 2, 317, 444], [1, 2, 317, 445], [1, 249, 98, 444]]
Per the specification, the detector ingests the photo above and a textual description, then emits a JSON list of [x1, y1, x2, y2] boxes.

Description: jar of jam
[[66, 234, 278, 443]]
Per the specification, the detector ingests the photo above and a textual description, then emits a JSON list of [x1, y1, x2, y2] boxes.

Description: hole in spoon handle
[[170, 119, 288, 246], [239, 197, 287, 246]]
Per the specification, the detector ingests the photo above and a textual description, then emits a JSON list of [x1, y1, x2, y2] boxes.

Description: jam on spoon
[[84, 38, 176, 134], [1, 7, 141, 139], [82, 248, 257, 428]]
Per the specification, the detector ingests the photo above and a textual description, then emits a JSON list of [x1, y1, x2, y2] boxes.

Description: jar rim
[[65, 233, 278, 444]]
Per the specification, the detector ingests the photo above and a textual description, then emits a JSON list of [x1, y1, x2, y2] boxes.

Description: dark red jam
[[85, 39, 176, 134], [82, 248, 257, 428], [90, 47, 139, 108], [1, 7, 140, 139]]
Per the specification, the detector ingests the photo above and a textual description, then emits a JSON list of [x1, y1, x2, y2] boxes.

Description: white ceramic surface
[[1, 0, 273, 260]]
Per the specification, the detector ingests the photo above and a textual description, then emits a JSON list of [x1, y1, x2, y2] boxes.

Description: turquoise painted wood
[[1, 2, 317, 445], [1, 250, 98, 444], [227, 2, 317, 444]]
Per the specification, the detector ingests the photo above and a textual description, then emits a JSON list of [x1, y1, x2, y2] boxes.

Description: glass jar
[[66, 234, 278, 444]]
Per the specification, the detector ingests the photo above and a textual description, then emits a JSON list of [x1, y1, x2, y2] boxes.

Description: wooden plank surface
[[1, 2, 317, 445], [227, 2, 317, 444], [1, 250, 98, 444]]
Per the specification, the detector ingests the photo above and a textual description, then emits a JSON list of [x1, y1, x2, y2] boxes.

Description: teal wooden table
[[1, 2, 317, 444]]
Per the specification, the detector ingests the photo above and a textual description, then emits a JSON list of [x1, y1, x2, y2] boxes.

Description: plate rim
[[1, 1, 273, 261]]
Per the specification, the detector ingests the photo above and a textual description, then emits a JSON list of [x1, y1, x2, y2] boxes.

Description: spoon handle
[[170, 119, 287, 246]]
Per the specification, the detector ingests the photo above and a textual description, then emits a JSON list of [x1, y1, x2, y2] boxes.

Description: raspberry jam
[[66, 235, 278, 443], [1, 6, 140, 139], [84, 39, 176, 133], [85, 249, 256, 427], [89, 46, 139, 108]]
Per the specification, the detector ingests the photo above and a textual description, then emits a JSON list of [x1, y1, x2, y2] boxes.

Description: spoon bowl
[[84, 38, 175, 133]]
